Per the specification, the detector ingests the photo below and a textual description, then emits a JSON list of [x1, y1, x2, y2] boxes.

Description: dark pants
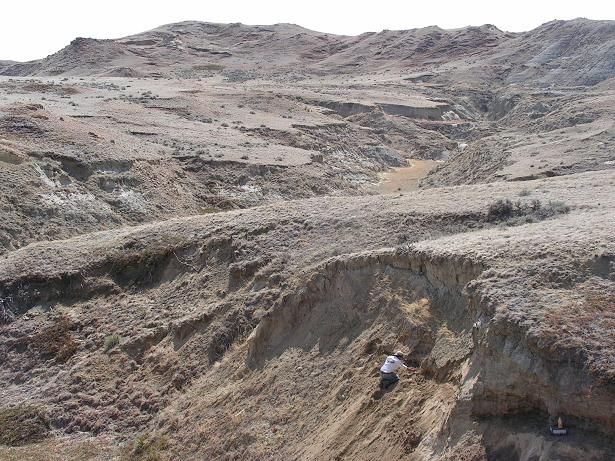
[[380, 371, 399, 389]]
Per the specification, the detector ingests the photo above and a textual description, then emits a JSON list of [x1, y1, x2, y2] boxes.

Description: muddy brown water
[[375, 159, 440, 193]]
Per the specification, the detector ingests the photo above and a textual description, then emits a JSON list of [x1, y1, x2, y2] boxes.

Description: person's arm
[[394, 358, 408, 370], [399, 359, 418, 372]]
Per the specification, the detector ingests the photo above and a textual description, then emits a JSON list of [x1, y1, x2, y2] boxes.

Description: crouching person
[[379, 351, 408, 390]]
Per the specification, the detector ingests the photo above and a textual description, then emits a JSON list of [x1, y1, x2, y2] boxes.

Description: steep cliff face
[[240, 247, 615, 459], [156, 248, 481, 460], [146, 234, 614, 459], [247, 249, 481, 368]]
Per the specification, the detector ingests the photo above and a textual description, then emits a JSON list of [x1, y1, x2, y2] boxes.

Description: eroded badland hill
[[0, 18, 614, 460]]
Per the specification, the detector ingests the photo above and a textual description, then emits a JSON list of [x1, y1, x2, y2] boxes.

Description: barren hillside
[[0, 18, 614, 461], [2, 19, 614, 86]]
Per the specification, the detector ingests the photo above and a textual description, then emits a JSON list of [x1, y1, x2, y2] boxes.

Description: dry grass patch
[[28, 315, 78, 363], [544, 288, 615, 380], [0, 405, 49, 446], [122, 434, 169, 461]]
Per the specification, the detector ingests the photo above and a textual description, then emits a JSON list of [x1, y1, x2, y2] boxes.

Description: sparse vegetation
[[487, 198, 570, 223], [545, 288, 615, 380], [487, 199, 514, 220], [124, 434, 169, 461], [28, 315, 78, 363], [541, 200, 571, 216], [104, 334, 121, 352], [0, 405, 49, 446], [192, 64, 224, 71]]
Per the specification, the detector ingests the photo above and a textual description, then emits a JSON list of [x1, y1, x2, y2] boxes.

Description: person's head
[[394, 350, 404, 359]]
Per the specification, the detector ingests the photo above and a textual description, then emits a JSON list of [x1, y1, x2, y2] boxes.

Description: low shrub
[[487, 199, 514, 220], [104, 334, 121, 352], [487, 198, 570, 223]]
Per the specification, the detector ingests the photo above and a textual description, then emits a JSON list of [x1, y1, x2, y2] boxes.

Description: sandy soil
[[375, 160, 441, 193]]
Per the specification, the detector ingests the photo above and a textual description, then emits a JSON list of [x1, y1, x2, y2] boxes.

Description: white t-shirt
[[380, 355, 407, 373]]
